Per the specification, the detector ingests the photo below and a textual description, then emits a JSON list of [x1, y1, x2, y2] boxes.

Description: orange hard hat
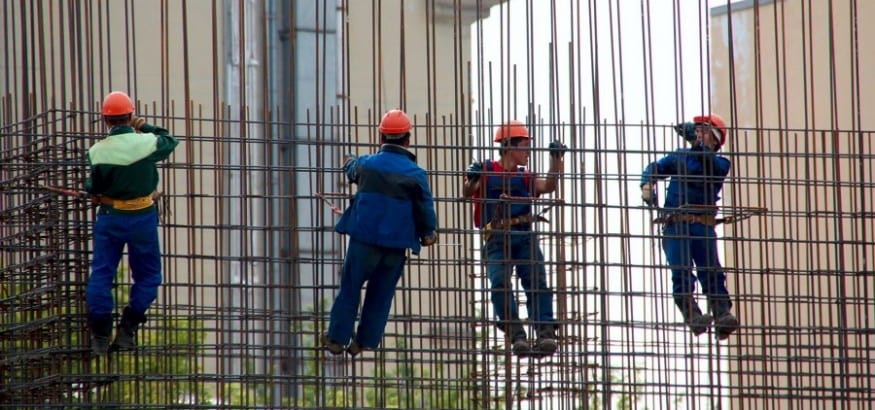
[[693, 113, 728, 146], [493, 120, 530, 142], [379, 109, 412, 134], [102, 91, 135, 116]]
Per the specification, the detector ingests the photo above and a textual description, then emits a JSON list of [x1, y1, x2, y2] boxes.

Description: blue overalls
[[479, 161, 556, 336], [642, 145, 733, 316]]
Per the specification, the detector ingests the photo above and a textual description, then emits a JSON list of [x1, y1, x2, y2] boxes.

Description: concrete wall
[[711, 1, 875, 407]]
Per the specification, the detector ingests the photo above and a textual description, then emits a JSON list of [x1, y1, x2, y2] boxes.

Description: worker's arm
[[533, 140, 566, 196], [134, 117, 180, 163], [640, 151, 679, 207], [414, 170, 438, 246], [342, 154, 360, 184]]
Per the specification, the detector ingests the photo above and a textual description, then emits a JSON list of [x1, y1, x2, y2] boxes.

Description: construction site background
[[1, 1, 872, 409]]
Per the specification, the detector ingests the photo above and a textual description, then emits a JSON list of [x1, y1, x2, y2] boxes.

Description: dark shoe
[[111, 306, 146, 352], [533, 326, 558, 356], [321, 333, 345, 355], [675, 295, 712, 336], [88, 314, 113, 356], [511, 337, 531, 355], [112, 326, 136, 351], [346, 339, 366, 356], [91, 334, 111, 356], [714, 313, 740, 340], [688, 313, 714, 336]]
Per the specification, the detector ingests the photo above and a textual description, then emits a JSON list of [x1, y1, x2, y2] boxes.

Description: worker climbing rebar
[[322, 109, 438, 356], [85, 91, 180, 355], [463, 120, 566, 357], [640, 113, 740, 341]]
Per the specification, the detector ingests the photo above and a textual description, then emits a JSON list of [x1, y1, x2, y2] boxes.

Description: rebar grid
[[2, 1, 874, 409]]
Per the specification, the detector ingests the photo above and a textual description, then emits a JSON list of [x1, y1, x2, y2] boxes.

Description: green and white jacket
[[85, 124, 179, 215]]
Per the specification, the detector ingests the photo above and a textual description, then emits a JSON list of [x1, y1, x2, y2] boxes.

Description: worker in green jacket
[[85, 91, 179, 355]]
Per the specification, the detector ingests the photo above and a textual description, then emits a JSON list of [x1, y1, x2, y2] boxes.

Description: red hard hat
[[493, 120, 530, 142], [693, 113, 728, 146], [379, 109, 412, 134], [102, 91, 135, 116]]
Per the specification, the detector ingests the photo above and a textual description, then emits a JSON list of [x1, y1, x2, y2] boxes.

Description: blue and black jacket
[[640, 144, 731, 214], [335, 144, 438, 254]]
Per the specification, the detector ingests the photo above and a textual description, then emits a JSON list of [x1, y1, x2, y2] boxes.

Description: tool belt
[[656, 214, 717, 226], [481, 214, 544, 241], [95, 194, 155, 211]]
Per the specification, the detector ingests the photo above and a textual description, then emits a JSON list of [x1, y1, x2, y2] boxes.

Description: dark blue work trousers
[[661, 221, 732, 316], [328, 238, 407, 349], [483, 231, 556, 333], [86, 209, 162, 322]]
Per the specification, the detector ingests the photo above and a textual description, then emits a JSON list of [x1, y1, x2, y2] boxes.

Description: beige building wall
[[711, 1, 874, 407]]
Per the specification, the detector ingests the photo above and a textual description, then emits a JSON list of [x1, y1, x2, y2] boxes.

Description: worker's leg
[[87, 213, 126, 325], [513, 234, 556, 329], [114, 210, 161, 349], [514, 234, 558, 354], [124, 210, 162, 315], [356, 247, 407, 349], [328, 239, 381, 346], [662, 223, 710, 334], [86, 212, 126, 354], [690, 224, 738, 339], [690, 224, 732, 315], [484, 238, 524, 340]]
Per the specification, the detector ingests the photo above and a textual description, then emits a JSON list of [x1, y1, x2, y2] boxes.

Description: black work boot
[[88, 315, 113, 356], [506, 324, 530, 355], [708, 296, 739, 340], [346, 339, 366, 356], [111, 306, 147, 351], [320, 333, 345, 356], [674, 296, 713, 336], [533, 325, 559, 356], [714, 312, 740, 340]]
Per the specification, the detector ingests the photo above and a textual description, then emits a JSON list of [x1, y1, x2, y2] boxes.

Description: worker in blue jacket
[[322, 109, 438, 356], [640, 113, 740, 341]]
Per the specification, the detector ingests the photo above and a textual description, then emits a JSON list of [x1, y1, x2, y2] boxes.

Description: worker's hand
[[466, 160, 483, 182], [130, 116, 147, 132], [420, 233, 438, 247], [343, 153, 358, 167], [549, 140, 567, 159], [641, 183, 658, 207], [673, 122, 698, 143]]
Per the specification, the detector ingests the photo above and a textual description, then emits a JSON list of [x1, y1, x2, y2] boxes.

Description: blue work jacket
[[335, 144, 438, 254], [640, 145, 731, 214]]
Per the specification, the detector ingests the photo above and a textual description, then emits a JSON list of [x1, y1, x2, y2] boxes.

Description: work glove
[[420, 233, 438, 247], [466, 160, 483, 182], [673, 122, 698, 143], [549, 140, 568, 159], [130, 116, 147, 132], [641, 183, 658, 207]]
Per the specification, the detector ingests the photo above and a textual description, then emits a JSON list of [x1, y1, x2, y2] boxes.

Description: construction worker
[[463, 121, 566, 357], [85, 91, 179, 355], [322, 109, 438, 356], [640, 113, 740, 340]]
